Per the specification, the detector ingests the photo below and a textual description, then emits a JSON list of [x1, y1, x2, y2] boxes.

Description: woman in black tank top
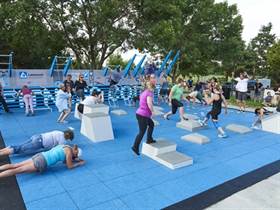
[[199, 86, 228, 138]]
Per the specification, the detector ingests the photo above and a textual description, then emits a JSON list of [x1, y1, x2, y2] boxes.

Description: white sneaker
[[251, 126, 260, 130], [218, 133, 228, 138], [198, 120, 206, 126]]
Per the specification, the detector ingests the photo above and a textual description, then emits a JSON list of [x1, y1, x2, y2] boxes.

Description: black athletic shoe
[[131, 147, 140, 156], [183, 117, 189, 121], [146, 139, 157, 144]]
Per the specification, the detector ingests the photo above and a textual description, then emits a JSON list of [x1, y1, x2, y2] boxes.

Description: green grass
[[228, 96, 263, 108]]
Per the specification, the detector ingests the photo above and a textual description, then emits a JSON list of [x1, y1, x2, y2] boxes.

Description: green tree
[[267, 41, 280, 84], [249, 23, 276, 77], [107, 54, 129, 69], [34, 0, 140, 69], [0, 0, 66, 69]]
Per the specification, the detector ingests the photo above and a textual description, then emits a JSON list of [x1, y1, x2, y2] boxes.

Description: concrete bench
[[142, 139, 193, 170], [80, 113, 114, 142]]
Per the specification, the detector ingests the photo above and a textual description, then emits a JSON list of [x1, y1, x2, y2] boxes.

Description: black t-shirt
[[64, 80, 74, 89], [74, 80, 87, 91]]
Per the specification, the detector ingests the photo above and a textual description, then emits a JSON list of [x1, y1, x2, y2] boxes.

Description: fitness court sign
[[19, 71, 44, 79]]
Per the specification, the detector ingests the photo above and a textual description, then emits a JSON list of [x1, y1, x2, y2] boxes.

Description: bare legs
[[0, 159, 37, 178], [0, 147, 13, 156], [57, 109, 71, 123]]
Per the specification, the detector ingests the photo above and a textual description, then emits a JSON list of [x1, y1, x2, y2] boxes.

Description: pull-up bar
[[49, 55, 72, 77]]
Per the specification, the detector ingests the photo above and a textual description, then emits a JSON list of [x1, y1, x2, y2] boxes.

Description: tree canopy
[[0, 0, 278, 83]]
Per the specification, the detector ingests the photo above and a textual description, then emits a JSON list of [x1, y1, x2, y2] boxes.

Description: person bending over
[[0, 144, 84, 178], [252, 107, 273, 129], [0, 129, 74, 156], [78, 90, 104, 114], [199, 86, 228, 138], [132, 80, 156, 156], [56, 84, 71, 123], [18, 85, 34, 116], [163, 78, 188, 121]]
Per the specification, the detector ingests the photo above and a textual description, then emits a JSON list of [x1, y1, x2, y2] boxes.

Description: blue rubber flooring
[[1, 103, 280, 210]]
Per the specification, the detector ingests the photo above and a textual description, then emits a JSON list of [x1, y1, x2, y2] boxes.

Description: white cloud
[[216, 0, 280, 42]]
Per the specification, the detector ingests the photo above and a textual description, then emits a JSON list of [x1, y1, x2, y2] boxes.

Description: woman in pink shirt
[[132, 79, 156, 156], [18, 85, 34, 116]]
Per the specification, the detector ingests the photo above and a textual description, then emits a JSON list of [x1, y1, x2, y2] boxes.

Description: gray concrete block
[[110, 109, 127, 116], [226, 124, 252, 134], [183, 113, 199, 120], [181, 133, 210, 144], [176, 119, 203, 132], [156, 151, 193, 169], [142, 140, 176, 156]]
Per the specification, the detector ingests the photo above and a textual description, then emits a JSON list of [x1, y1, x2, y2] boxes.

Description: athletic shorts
[[159, 89, 168, 96], [237, 91, 247, 101], [171, 99, 183, 114], [207, 110, 221, 120], [32, 153, 47, 173]]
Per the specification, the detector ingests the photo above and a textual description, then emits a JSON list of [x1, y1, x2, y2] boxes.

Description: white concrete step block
[[226, 124, 252, 134], [111, 109, 127, 115], [142, 140, 176, 156], [81, 113, 114, 142], [154, 106, 164, 111], [262, 113, 280, 134], [183, 113, 199, 120], [84, 104, 109, 115], [176, 120, 203, 132], [181, 133, 210, 144], [155, 151, 193, 170]]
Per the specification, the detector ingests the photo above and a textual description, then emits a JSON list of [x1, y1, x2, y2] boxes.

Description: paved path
[[207, 173, 280, 210]]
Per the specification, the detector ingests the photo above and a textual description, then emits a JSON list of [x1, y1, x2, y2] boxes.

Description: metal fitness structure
[[0, 52, 13, 77], [49, 55, 72, 77]]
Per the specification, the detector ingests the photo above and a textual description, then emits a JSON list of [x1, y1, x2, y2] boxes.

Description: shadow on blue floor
[[1, 103, 280, 210]]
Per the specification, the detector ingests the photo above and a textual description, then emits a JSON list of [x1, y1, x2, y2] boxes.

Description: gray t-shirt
[[111, 71, 122, 83], [41, 131, 66, 149]]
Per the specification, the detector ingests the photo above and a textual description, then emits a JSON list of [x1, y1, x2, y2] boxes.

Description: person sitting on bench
[[0, 129, 74, 156], [77, 89, 104, 114], [0, 144, 84, 178]]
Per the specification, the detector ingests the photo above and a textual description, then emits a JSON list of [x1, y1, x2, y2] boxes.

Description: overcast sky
[[216, 0, 280, 42]]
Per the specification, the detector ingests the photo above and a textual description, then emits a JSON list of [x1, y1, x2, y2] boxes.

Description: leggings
[[23, 94, 34, 113], [132, 114, 154, 151]]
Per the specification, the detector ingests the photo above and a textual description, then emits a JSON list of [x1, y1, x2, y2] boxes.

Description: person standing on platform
[[64, 74, 75, 109], [109, 66, 122, 87], [0, 82, 10, 113], [132, 80, 156, 156], [56, 84, 71, 123], [235, 72, 249, 112], [163, 78, 189, 121], [74, 74, 88, 100], [18, 85, 34, 116]]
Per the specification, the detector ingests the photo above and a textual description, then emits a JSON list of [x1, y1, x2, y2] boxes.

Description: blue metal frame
[[123, 54, 136, 78], [132, 55, 146, 78], [166, 50, 180, 75], [63, 57, 72, 76], [158, 51, 173, 75], [49, 56, 57, 77]]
